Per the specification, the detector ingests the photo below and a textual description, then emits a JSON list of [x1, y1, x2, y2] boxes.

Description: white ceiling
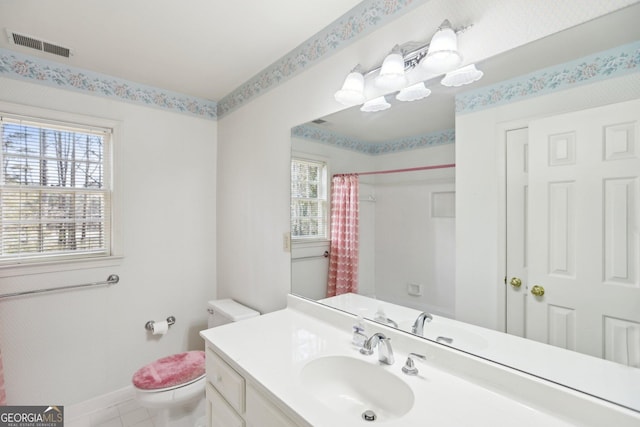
[[0, 0, 362, 101]]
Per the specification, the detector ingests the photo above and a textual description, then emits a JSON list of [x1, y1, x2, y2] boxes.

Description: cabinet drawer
[[206, 382, 244, 427], [206, 348, 245, 413], [246, 383, 298, 427]]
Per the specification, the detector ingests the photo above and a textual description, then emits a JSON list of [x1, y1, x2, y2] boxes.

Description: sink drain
[[362, 410, 377, 422]]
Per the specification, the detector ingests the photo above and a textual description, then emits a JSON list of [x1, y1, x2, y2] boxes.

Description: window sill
[[292, 239, 330, 248], [291, 240, 330, 262], [0, 255, 123, 278]]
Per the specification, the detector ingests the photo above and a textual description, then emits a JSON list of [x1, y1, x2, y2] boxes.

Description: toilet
[[132, 299, 259, 427]]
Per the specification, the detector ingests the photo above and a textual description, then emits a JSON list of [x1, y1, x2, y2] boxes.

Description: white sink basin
[[300, 355, 414, 422]]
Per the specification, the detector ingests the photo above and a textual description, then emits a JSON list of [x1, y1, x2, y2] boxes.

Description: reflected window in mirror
[[290, 156, 329, 241]]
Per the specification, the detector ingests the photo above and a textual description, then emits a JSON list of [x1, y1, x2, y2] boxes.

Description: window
[[0, 114, 112, 264], [291, 157, 328, 240]]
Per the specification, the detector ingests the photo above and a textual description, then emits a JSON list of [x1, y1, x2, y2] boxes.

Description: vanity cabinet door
[[245, 383, 299, 427], [206, 347, 246, 413], [206, 382, 245, 427]]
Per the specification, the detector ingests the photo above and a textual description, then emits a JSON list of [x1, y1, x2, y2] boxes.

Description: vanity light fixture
[[334, 65, 366, 106], [440, 63, 484, 87], [420, 19, 463, 74], [334, 19, 475, 112], [360, 96, 391, 112], [375, 45, 408, 91], [396, 82, 431, 102]]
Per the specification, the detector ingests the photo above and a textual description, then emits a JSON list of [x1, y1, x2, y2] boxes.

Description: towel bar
[[0, 274, 120, 300]]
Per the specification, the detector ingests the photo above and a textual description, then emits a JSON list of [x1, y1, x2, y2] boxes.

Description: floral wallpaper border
[[0, 0, 423, 120], [292, 124, 454, 155], [217, 0, 425, 117], [0, 48, 218, 119], [456, 40, 640, 114], [291, 41, 640, 156], [1, 8, 637, 122]]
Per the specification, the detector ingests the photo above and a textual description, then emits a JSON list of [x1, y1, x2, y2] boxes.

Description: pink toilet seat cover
[[132, 351, 205, 390]]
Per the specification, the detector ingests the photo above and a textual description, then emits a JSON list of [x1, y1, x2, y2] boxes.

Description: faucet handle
[[402, 352, 427, 376]]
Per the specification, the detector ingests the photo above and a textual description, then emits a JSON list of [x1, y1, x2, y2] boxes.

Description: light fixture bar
[[362, 23, 472, 78]]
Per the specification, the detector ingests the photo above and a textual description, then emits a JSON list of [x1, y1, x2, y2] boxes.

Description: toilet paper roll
[[151, 320, 169, 335]]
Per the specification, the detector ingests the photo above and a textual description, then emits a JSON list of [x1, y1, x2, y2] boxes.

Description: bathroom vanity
[[203, 345, 300, 426], [200, 295, 640, 427]]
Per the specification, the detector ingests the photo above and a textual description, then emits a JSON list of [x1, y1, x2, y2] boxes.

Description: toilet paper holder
[[145, 316, 176, 331]]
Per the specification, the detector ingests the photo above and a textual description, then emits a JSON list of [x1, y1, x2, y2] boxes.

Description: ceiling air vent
[[43, 41, 71, 58], [6, 29, 73, 58]]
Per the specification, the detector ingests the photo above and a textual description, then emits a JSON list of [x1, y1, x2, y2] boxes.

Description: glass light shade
[[396, 82, 432, 102], [375, 48, 408, 90], [421, 21, 462, 74], [334, 71, 366, 105], [360, 96, 391, 112], [441, 64, 484, 87]]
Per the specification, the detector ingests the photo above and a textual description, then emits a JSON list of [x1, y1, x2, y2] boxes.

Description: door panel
[[505, 128, 528, 337], [507, 98, 640, 365]]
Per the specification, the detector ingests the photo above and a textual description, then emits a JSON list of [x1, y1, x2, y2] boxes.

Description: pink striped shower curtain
[[327, 174, 359, 297], [0, 348, 5, 405]]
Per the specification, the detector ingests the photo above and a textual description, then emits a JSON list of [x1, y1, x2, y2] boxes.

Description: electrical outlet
[[407, 283, 423, 296]]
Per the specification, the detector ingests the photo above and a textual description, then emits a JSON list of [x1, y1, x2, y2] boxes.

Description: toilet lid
[[132, 350, 205, 391]]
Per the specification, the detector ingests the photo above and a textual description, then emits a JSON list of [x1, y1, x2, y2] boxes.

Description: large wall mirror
[[291, 6, 640, 413]]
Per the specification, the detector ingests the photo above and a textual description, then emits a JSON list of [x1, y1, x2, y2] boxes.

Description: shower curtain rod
[[335, 163, 455, 177]]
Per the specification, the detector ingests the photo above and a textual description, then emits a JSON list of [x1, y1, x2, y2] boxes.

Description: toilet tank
[[207, 299, 259, 328]]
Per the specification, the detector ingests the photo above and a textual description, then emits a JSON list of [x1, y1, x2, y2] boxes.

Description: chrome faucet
[[411, 312, 433, 335], [360, 332, 395, 365]]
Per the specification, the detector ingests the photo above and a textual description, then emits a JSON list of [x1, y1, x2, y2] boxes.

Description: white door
[[505, 127, 528, 338], [506, 99, 640, 366]]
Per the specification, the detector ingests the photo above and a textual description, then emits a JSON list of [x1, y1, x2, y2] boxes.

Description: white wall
[[374, 177, 455, 316], [455, 73, 640, 331], [0, 77, 217, 404], [368, 144, 456, 315]]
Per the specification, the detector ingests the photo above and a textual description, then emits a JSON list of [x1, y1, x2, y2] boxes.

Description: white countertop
[[200, 295, 640, 427], [320, 292, 640, 412]]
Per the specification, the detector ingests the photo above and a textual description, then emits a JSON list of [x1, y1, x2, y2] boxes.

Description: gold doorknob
[[531, 285, 545, 297], [510, 277, 522, 288]]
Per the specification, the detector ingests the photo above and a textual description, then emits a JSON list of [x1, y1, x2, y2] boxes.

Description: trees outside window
[[0, 116, 111, 263]]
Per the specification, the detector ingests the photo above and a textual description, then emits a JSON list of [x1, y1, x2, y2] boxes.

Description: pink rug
[[132, 351, 205, 390]]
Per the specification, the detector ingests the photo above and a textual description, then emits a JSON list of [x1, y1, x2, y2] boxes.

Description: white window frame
[[0, 102, 122, 276], [291, 153, 330, 243]]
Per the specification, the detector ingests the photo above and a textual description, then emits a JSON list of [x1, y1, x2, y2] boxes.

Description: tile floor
[[66, 398, 158, 427]]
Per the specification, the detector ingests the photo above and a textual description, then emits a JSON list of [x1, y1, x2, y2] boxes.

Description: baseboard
[[65, 386, 135, 421]]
